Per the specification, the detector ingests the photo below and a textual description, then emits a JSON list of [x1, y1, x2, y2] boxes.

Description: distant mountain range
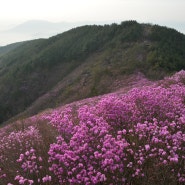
[[0, 20, 112, 46]]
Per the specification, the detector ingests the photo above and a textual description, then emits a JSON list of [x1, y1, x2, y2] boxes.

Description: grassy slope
[[0, 21, 185, 123]]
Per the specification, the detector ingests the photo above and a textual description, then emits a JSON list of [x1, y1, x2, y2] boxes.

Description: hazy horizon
[[0, 0, 185, 46]]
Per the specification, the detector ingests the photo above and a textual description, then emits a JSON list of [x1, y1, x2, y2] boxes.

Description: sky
[[0, 0, 185, 45]]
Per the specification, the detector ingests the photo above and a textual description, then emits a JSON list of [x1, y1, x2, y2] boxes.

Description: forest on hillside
[[0, 21, 185, 124]]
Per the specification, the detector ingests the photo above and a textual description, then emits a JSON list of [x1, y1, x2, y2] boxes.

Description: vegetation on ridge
[[0, 21, 185, 123]]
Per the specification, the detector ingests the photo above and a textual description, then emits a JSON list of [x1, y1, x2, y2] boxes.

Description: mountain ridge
[[0, 20, 185, 124]]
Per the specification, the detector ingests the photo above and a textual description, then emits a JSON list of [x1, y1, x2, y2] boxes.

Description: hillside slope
[[0, 42, 24, 57], [0, 21, 185, 123], [0, 70, 185, 184]]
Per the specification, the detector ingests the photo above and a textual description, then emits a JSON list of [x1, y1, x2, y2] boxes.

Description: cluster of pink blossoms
[[14, 175, 34, 185], [16, 148, 43, 174], [0, 125, 53, 184], [46, 71, 185, 184]]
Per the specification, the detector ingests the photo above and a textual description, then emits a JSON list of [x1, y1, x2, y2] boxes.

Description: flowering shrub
[[161, 70, 185, 87], [46, 81, 185, 184], [0, 71, 185, 184], [0, 123, 56, 184]]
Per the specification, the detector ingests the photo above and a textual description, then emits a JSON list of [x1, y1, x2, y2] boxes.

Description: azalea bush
[[47, 84, 185, 185], [0, 71, 185, 184], [0, 120, 58, 185]]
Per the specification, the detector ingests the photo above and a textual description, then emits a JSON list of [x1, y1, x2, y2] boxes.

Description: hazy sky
[[1, 0, 185, 25], [0, 0, 185, 45]]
